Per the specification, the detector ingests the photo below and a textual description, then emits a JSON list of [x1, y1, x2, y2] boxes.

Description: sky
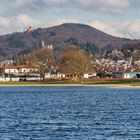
[[0, 0, 140, 39]]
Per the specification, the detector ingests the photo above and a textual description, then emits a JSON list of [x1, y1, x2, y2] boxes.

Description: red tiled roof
[[3, 65, 35, 69], [17, 65, 32, 68], [3, 66, 18, 69]]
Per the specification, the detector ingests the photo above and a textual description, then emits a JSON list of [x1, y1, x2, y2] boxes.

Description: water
[[0, 86, 140, 140]]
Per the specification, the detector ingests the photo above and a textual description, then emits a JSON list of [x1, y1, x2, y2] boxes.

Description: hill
[[0, 23, 140, 61]]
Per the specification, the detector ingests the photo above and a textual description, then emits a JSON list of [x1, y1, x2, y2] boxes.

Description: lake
[[0, 86, 140, 140]]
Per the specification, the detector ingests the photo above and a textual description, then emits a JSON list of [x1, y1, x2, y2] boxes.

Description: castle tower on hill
[[42, 40, 54, 50], [42, 40, 45, 48], [27, 26, 33, 32], [48, 44, 54, 50]]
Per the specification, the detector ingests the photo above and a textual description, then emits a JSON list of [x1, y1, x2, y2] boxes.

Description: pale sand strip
[[0, 84, 140, 88]]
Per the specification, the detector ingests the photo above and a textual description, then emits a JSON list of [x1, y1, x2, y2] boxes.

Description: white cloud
[[0, 14, 41, 34], [102, 0, 130, 9], [88, 19, 140, 39], [89, 20, 124, 37], [0, 17, 10, 28], [0, 16, 79, 34], [15, 14, 41, 29], [42, 0, 68, 5], [120, 20, 140, 39], [12, 0, 33, 6], [10, 0, 132, 15], [76, 0, 130, 14]]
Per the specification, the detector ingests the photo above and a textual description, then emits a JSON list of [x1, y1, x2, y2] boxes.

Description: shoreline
[[0, 83, 140, 88]]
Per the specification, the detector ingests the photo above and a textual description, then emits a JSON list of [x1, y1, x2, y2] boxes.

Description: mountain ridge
[[0, 23, 140, 61]]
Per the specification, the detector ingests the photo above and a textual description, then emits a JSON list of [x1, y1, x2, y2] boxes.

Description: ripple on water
[[0, 86, 140, 139]]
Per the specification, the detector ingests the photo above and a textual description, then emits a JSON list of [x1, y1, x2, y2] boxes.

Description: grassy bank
[[0, 79, 140, 86]]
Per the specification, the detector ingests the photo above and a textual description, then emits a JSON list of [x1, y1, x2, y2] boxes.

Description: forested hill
[[0, 23, 140, 60]]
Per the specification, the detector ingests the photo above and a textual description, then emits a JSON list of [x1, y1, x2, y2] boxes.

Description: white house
[[45, 72, 65, 79], [0, 65, 38, 74], [123, 72, 140, 79], [0, 65, 39, 82], [4, 66, 19, 74], [84, 73, 97, 79], [18, 65, 38, 73]]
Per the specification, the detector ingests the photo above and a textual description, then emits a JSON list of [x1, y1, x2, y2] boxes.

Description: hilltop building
[[47, 44, 53, 50], [27, 26, 33, 32], [42, 40, 45, 48]]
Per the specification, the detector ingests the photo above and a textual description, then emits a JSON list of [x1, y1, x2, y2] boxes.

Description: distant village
[[0, 55, 140, 82]]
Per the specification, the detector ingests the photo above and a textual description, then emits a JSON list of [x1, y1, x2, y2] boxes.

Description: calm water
[[0, 86, 140, 140]]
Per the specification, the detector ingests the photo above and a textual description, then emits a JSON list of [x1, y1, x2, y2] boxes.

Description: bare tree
[[133, 50, 140, 61], [59, 45, 93, 83], [27, 48, 55, 80]]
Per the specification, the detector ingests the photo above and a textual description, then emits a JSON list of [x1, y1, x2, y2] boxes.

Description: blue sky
[[0, 0, 140, 39]]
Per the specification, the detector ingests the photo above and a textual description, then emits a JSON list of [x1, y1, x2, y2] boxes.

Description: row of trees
[[26, 45, 94, 82]]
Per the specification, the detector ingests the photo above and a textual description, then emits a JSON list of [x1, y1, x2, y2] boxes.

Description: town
[[0, 46, 140, 82]]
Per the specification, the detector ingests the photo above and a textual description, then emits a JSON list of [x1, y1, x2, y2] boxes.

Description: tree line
[[17, 45, 94, 82]]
